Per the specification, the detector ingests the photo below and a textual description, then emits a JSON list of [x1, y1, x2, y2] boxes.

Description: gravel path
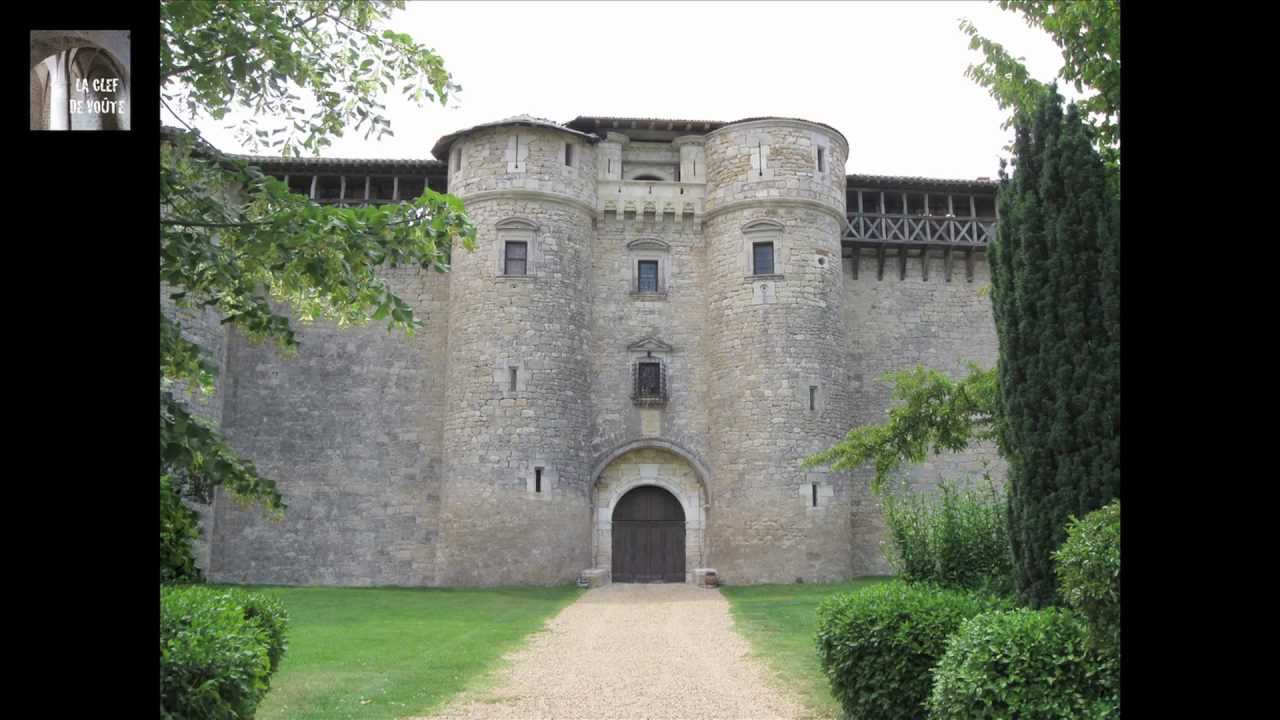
[[415, 583, 811, 720]]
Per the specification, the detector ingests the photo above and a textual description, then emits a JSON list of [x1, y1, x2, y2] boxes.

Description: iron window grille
[[631, 361, 668, 406]]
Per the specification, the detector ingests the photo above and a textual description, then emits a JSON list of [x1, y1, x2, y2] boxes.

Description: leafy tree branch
[[803, 365, 1000, 493]]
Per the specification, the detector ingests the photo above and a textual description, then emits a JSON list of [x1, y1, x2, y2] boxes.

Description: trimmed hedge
[[881, 479, 1014, 597], [816, 580, 1011, 720], [1055, 499, 1120, 658], [160, 585, 289, 720], [927, 607, 1118, 719]]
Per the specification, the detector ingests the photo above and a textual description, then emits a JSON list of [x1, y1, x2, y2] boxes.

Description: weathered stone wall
[[435, 125, 597, 586], [587, 212, 710, 466], [840, 249, 1006, 575], [447, 126, 596, 206], [208, 267, 450, 586], [702, 119, 856, 584], [160, 285, 228, 574]]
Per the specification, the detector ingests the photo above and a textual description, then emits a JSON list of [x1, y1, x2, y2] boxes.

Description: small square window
[[504, 241, 527, 276], [636, 362, 662, 400], [753, 242, 775, 275], [638, 260, 659, 293]]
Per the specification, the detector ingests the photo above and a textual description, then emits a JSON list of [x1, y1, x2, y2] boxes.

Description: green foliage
[[815, 581, 1011, 720], [991, 90, 1120, 607], [961, 0, 1120, 171], [229, 589, 290, 675], [161, 474, 204, 584], [804, 364, 998, 492], [162, 0, 458, 155], [160, 585, 289, 720], [1055, 500, 1120, 658], [159, 0, 477, 516], [882, 478, 1014, 596], [927, 608, 1118, 719]]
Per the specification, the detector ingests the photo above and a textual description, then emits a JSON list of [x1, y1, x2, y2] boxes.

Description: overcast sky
[[166, 1, 1083, 180]]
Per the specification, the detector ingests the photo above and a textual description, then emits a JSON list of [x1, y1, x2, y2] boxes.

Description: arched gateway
[[592, 445, 707, 583], [611, 486, 685, 582]]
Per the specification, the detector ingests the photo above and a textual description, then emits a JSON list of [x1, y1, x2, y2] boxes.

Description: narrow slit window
[[565, 143, 574, 166], [638, 260, 659, 293], [509, 367, 518, 392], [809, 386, 817, 411], [753, 242, 775, 275], [535, 467, 543, 493], [812, 483, 818, 507], [504, 241, 527, 276], [817, 147, 826, 173]]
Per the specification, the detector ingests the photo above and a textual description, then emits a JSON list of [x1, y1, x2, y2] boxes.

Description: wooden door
[[611, 486, 686, 583]]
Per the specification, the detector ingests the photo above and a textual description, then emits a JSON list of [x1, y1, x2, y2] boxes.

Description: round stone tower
[[701, 118, 854, 583], [432, 117, 599, 585]]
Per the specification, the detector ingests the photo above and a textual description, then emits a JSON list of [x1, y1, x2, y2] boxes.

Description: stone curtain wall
[[209, 268, 450, 586], [701, 119, 856, 584], [161, 285, 227, 573], [840, 253, 1005, 575], [435, 126, 597, 586]]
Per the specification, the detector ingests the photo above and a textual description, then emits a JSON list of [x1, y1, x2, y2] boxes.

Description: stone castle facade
[[174, 115, 1003, 587]]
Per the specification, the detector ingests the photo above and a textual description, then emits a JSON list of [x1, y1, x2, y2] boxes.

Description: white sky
[[165, 0, 1083, 180]]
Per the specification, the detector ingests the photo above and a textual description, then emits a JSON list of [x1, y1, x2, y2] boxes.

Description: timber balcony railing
[[843, 211, 997, 246]]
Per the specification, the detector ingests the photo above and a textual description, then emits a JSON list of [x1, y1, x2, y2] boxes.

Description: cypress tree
[[990, 89, 1120, 607]]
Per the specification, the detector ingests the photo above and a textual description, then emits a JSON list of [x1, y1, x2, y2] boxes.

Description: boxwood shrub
[[160, 585, 289, 720], [927, 607, 1119, 719], [228, 589, 289, 674], [1054, 499, 1120, 658], [816, 580, 1011, 720]]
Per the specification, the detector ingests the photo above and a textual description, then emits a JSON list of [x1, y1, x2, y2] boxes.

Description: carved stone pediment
[[627, 336, 674, 353], [626, 237, 671, 252]]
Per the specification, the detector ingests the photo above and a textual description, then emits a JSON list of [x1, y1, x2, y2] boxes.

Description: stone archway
[[592, 445, 707, 584]]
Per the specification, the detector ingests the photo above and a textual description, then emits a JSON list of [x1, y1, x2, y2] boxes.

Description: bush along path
[[417, 583, 811, 720]]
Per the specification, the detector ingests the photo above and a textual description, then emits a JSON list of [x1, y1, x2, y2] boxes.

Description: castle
[[177, 115, 1003, 587]]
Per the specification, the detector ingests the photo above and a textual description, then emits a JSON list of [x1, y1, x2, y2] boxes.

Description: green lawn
[[721, 577, 894, 719], [240, 585, 582, 720]]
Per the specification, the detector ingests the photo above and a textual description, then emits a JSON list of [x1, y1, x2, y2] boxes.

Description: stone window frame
[[746, 133, 773, 182], [563, 140, 581, 174], [627, 237, 671, 299], [814, 141, 830, 177], [505, 134, 530, 173], [495, 217, 540, 280], [626, 337, 673, 407], [741, 219, 785, 280]]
